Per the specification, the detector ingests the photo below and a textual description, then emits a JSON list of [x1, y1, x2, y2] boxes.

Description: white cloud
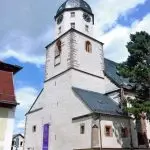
[[0, 0, 147, 65], [16, 87, 38, 110], [17, 120, 25, 129], [89, 0, 147, 36], [99, 13, 150, 62], [0, 27, 54, 66]]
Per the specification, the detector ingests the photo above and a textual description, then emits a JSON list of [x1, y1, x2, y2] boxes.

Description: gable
[[105, 76, 120, 94], [26, 89, 44, 115]]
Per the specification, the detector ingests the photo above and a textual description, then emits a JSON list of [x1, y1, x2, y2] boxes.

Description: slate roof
[[72, 87, 124, 116], [104, 58, 133, 89], [56, 0, 92, 18]]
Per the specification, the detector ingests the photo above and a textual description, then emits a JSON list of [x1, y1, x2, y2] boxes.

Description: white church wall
[[100, 115, 138, 149], [25, 71, 92, 150], [44, 71, 92, 150], [73, 32, 104, 77], [71, 69, 105, 94], [0, 107, 15, 150], [104, 76, 119, 93], [24, 109, 44, 150], [72, 117, 92, 150], [55, 10, 93, 39], [45, 33, 71, 81]]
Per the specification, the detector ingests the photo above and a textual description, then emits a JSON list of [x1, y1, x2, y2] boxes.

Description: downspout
[[99, 114, 103, 150], [128, 118, 133, 149]]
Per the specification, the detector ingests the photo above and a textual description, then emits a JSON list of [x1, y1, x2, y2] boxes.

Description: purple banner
[[42, 124, 49, 150]]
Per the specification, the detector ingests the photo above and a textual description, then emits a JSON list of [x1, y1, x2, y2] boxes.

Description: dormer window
[[71, 23, 75, 29], [85, 41, 92, 53], [71, 12, 75, 17]]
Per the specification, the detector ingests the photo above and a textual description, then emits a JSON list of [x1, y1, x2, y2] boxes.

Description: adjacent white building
[[11, 134, 24, 150], [0, 61, 21, 150], [24, 0, 150, 149]]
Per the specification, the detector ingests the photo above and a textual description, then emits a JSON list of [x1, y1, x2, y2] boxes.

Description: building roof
[[13, 134, 24, 139], [56, 0, 92, 18], [0, 61, 22, 74], [104, 58, 134, 89], [72, 87, 124, 116]]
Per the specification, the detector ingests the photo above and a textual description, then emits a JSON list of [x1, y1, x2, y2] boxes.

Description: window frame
[[58, 26, 61, 34], [32, 125, 36, 133], [121, 127, 128, 138], [85, 25, 89, 32], [80, 124, 85, 134], [71, 22, 75, 29], [85, 41, 92, 53], [71, 12, 75, 17], [105, 125, 113, 137]]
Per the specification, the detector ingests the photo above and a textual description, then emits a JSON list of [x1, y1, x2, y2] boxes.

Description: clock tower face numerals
[[83, 13, 91, 23], [57, 15, 63, 25]]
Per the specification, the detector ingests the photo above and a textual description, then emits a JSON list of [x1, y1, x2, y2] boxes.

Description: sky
[[0, 0, 150, 134]]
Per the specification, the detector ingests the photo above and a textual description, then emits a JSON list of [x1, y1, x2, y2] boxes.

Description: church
[[24, 0, 150, 149]]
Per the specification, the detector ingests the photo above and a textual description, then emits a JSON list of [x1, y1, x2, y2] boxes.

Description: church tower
[[45, 0, 105, 93], [55, 0, 94, 38]]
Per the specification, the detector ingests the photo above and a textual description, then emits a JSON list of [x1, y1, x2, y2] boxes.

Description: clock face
[[57, 15, 63, 25], [83, 13, 91, 23]]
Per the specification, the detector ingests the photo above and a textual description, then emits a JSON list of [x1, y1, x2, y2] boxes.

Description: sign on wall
[[42, 124, 49, 150]]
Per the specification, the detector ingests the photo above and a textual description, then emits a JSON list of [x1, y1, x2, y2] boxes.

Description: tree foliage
[[118, 31, 150, 119]]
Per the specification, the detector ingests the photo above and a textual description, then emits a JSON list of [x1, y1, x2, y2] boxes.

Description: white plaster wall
[[72, 117, 92, 150], [24, 109, 44, 150], [100, 115, 138, 148], [45, 33, 70, 81], [25, 71, 92, 150], [71, 69, 105, 94], [74, 32, 104, 77], [0, 108, 15, 150], [55, 10, 94, 39], [105, 76, 119, 93]]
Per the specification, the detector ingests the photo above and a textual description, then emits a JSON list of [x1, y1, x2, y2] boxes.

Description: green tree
[[118, 31, 150, 146]]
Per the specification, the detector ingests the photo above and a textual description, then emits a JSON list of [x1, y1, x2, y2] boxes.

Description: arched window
[[55, 40, 62, 57], [54, 40, 62, 66], [85, 41, 92, 53]]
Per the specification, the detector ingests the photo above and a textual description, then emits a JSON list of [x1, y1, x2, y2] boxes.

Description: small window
[[71, 12, 75, 17], [71, 23, 75, 29], [32, 125, 36, 132], [20, 141, 23, 146], [121, 127, 128, 138], [85, 41, 92, 53], [85, 25, 89, 32], [58, 26, 61, 34], [105, 125, 112, 137], [80, 124, 85, 134], [55, 40, 62, 57]]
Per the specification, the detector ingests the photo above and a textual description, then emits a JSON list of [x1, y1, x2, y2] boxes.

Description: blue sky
[[0, 0, 150, 134]]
